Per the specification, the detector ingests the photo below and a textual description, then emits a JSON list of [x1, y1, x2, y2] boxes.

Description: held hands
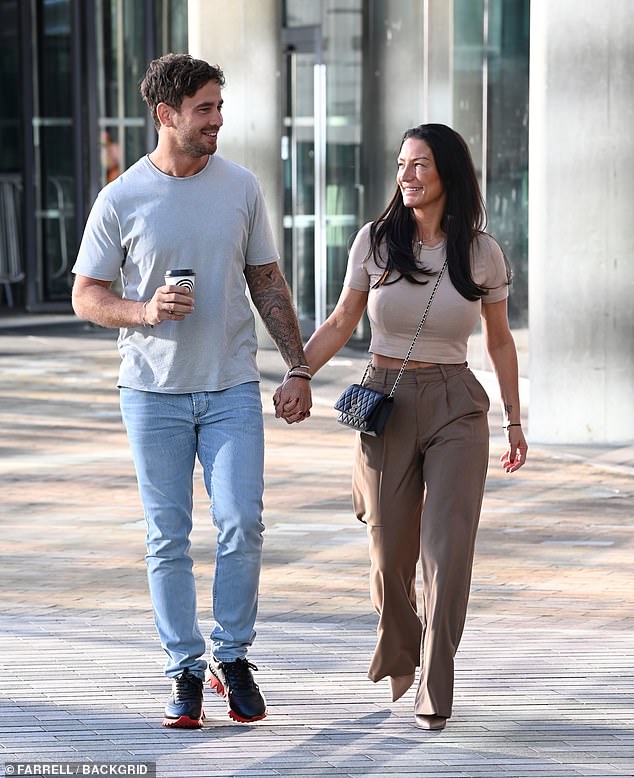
[[142, 285, 195, 326], [273, 373, 312, 424], [500, 425, 528, 473]]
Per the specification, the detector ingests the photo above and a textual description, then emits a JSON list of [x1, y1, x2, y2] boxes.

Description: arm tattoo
[[245, 263, 306, 367], [504, 403, 513, 418]]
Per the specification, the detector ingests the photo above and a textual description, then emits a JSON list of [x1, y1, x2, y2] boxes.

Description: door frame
[[281, 24, 327, 329]]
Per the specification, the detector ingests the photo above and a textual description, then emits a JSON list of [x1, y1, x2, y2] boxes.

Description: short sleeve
[[473, 233, 510, 304], [343, 223, 372, 291], [72, 190, 124, 281], [245, 178, 280, 266]]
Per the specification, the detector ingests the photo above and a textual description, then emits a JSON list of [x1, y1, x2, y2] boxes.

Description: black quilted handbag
[[334, 382, 394, 436], [334, 260, 447, 436]]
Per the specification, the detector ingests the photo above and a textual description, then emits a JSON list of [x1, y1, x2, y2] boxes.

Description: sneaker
[[208, 657, 267, 723], [162, 668, 205, 728]]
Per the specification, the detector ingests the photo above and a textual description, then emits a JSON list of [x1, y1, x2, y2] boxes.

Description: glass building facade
[[1, 0, 529, 329]]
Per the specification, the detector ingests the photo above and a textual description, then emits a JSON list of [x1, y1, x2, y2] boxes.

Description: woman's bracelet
[[503, 422, 522, 430], [289, 364, 311, 372]]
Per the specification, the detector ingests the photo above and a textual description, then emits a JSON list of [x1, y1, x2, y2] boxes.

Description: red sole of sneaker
[[162, 711, 205, 729], [208, 676, 267, 723], [228, 709, 267, 724]]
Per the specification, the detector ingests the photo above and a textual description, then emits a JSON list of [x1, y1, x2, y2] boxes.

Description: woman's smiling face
[[397, 137, 446, 211]]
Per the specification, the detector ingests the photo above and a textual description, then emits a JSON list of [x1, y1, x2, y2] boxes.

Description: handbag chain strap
[[361, 259, 448, 397]]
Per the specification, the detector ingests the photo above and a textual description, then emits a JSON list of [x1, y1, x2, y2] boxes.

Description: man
[[72, 54, 311, 729]]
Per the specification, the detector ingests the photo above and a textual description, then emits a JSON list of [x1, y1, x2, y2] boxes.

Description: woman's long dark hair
[[368, 123, 505, 300]]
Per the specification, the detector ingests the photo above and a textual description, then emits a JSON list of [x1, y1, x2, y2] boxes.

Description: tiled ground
[[0, 322, 633, 777]]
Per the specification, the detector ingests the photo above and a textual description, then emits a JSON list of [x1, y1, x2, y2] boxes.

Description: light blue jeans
[[119, 383, 265, 679]]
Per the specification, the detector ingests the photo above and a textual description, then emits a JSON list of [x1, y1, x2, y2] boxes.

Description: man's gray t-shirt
[[73, 154, 278, 393]]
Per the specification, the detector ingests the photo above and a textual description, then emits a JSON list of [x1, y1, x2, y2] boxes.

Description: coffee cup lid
[[165, 269, 195, 276]]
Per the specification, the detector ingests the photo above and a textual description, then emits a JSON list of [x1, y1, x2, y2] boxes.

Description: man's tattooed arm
[[244, 262, 306, 367]]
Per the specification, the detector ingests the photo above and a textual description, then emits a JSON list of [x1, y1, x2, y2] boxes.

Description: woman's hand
[[500, 426, 528, 473]]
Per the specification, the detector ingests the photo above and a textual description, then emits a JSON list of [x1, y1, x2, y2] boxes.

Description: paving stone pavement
[[0, 318, 633, 778]]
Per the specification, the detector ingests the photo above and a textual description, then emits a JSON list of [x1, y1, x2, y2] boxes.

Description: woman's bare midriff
[[372, 354, 437, 370]]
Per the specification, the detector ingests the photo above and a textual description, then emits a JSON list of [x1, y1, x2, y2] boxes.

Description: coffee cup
[[164, 269, 196, 293]]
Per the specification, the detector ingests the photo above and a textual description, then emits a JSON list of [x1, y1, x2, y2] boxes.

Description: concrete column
[[528, 0, 634, 443]]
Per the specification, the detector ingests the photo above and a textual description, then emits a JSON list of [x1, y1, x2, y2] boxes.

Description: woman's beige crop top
[[344, 222, 509, 364]]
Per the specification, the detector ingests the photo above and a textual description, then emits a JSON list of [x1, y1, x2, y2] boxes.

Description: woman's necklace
[[416, 233, 444, 250]]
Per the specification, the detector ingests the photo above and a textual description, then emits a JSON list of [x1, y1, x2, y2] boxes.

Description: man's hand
[[143, 285, 195, 326], [273, 378, 312, 424]]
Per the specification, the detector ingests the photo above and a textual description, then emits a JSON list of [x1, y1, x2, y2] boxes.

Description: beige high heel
[[389, 673, 415, 702], [415, 714, 447, 731]]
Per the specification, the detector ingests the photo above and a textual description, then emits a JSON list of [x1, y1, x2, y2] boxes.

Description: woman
[[275, 124, 528, 730]]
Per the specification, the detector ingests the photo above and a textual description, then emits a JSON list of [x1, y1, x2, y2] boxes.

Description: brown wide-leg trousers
[[352, 363, 490, 718]]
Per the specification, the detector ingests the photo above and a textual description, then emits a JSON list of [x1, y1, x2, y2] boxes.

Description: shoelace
[[221, 659, 259, 692], [173, 670, 201, 702]]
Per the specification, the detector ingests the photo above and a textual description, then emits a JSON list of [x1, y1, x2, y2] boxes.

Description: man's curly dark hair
[[140, 53, 225, 131]]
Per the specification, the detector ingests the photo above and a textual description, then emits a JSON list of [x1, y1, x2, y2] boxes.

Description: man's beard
[[178, 129, 217, 158]]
